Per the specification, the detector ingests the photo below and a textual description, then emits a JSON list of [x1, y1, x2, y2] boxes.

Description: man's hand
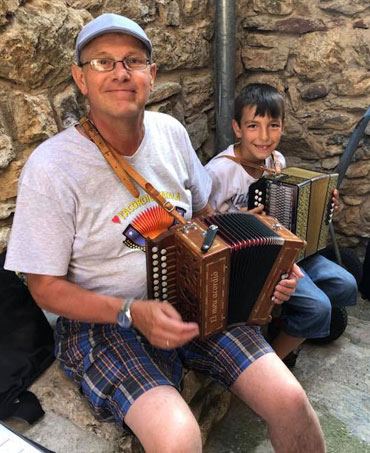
[[272, 263, 304, 305], [131, 300, 199, 349]]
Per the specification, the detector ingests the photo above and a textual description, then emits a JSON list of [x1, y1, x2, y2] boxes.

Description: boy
[[206, 83, 358, 362]]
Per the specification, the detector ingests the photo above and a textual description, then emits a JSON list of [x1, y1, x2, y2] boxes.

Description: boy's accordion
[[248, 167, 338, 260], [146, 213, 305, 340]]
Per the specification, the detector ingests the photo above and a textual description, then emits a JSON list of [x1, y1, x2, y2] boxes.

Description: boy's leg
[[271, 330, 305, 360], [272, 266, 332, 359], [125, 385, 202, 453], [301, 254, 358, 307], [231, 353, 325, 453]]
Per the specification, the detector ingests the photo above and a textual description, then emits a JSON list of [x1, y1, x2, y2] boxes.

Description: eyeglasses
[[80, 57, 151, 72]]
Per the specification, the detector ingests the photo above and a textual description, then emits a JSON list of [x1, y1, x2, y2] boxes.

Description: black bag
[[360, 240, 370, 300], [0, 251, 55, 423]]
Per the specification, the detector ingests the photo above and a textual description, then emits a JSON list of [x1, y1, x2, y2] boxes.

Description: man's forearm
[[27, 273, 123, 324]]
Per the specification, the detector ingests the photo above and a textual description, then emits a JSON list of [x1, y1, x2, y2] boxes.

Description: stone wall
[[1, 0, 370, 254], [237, 0, 370, 253]]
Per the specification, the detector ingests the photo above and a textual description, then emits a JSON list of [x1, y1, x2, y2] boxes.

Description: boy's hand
[[240, 205, 265, 215], [272, 263, 304, 305], [332, 188, 340, 211]]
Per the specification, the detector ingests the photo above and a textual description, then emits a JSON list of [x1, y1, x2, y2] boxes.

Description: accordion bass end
[[146, 213, 305, 340], [248, 167, 338, 260]]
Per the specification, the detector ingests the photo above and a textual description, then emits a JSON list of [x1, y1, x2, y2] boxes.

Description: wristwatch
[[117, 298, 135, 328]]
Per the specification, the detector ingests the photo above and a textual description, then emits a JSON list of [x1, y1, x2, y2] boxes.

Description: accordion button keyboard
[[152, 247, 158, 253]]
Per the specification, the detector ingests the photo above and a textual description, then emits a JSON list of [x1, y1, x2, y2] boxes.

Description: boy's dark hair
[[234, 83, 285, 125]]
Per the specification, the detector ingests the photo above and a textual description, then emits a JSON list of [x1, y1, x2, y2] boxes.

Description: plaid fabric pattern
[[55, 318, 273, 424]]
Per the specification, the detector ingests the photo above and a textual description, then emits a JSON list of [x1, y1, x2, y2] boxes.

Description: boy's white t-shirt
[[206, 144, 286, 213], [5, 111, 212, 300]]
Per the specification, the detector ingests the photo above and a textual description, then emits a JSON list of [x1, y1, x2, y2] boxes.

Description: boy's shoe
[[283, 345, 303, 369]]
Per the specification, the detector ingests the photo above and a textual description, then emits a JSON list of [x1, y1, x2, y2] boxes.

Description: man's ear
[[72, 64, 88, 96], [232, 119, 242, 140], [149, 63, 157, 92]]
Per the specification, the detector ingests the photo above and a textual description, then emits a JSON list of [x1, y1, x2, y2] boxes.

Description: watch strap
[[123, 297, 135, 313]]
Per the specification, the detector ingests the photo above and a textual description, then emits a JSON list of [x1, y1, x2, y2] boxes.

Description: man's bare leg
[[271, 331, 305, 360], [231, 353, 325, 453], [125, 385, 202, 453]]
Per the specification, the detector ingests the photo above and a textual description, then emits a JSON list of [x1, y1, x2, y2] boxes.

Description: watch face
[[117, 310, 131, 328]]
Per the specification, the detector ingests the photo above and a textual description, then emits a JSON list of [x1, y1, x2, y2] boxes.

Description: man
[[5, 13, 325, 452]]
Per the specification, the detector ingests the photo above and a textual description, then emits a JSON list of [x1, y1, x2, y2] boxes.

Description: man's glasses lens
[[86, 58, 150, 72]]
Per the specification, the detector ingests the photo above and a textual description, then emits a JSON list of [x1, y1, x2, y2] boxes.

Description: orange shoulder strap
[[78, 117, 187, 226]]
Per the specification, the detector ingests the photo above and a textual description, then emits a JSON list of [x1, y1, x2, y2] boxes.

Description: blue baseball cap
[[75, 13, 152, 65]]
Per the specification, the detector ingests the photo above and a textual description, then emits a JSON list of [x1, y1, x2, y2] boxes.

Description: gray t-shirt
[[5, 111, 211, 300]]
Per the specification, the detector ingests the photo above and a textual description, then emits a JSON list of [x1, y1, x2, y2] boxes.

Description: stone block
[[0, 131, 14, 169], [9, 93, 58, 145], [294, 30, 348, 81], [0, 2, 89, 88], [252, 0, 294, 15]]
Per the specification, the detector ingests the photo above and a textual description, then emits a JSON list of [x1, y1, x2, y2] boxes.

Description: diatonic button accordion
[[146, 213, 305, 340], [248, 167, 338, 260]]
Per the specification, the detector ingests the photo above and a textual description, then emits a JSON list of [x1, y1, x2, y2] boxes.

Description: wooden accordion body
[[146, 213, 305, 340], [248, 167, 338, 260]]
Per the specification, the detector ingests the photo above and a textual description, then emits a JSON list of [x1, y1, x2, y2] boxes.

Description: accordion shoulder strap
[[77, 117, 187, 226], [217, 151, 281, 175]]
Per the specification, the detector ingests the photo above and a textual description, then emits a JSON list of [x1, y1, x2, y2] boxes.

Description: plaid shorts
[[55, 318, 273, 425]]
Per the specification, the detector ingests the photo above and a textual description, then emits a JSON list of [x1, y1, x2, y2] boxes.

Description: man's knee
[[267, 380, 311, 423], [149, 415, 202, 453], [125, 386, 202, 453]]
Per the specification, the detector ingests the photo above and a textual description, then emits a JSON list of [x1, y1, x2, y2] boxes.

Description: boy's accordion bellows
[[248, 167, 338, 260], [146, 213, 305, 340]]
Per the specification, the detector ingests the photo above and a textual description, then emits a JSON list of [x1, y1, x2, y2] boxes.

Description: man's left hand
[[272, 263, 304, 304]]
